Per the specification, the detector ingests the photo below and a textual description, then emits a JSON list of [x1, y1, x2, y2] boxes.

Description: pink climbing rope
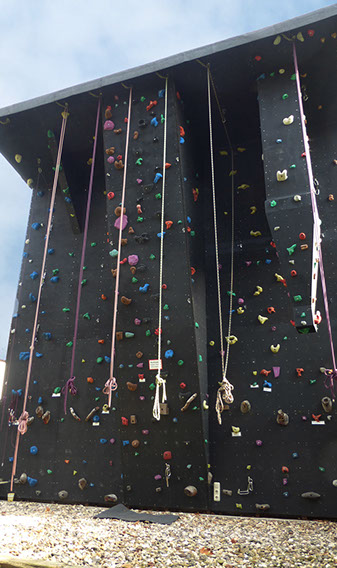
[[10, 107, 69, 492], [105, 86, 133, 408], [293, 43, 337, 391], [64, 96, 101, 414]]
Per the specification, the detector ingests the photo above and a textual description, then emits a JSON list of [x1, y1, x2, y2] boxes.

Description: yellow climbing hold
[[270, 344, 281, 353], [73, 470, 77, 475], [275, 273, 285, 282], [87, 158, 93, 165], [209, 341, 215, 346], [226, 335, 238, 345], [273, 35, 282, 45], [237, 307, 245, 314], [219, 150, 228, 156], [254, 286, 263, 296], [203, 400, 209, 410], [258, 315, 268, 324], [229, 170, 237, 176], [15, 154, 22, 163], [279, 68, 285, 74], [297, 32, 304, 42], [253, 371, 258, 376], [232, 426, 240, 434], [237, 147, 246, 153], [250, 206, 257, 214], [250, 230, 262, 237], [238, 184, 250, 190], [27, 178, 34, 188]]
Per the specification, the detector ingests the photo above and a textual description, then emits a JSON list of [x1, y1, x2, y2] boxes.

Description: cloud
[[0, 0, 332, 357]]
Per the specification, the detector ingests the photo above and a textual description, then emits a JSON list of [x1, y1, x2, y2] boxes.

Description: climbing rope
[[153, 76, 169, 422], [63, 96, 101, 414], [204, 64, 235, 425], [10, 107, 69, 492], [105, 86, 133, 408], [292, 43, 337, 396]]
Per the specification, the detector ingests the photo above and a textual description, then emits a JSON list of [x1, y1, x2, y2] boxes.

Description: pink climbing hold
[[136, 363, 144, 368], [128, 254, 139, 266], [245, 261, 252, 267], [107, 156, 115, 164], [104, 120, 115, 130], [114, 215, 128, 230], [134, 318, 142, 325], [136, 178, 142, 184], [238, 298, 245, 305]]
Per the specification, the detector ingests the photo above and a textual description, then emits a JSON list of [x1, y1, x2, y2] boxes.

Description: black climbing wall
[[2, 13, 337, 518]]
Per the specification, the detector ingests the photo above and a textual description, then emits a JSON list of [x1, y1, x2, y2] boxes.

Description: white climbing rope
[[152, 76, 169, 421], [206, 65, 235, 425]]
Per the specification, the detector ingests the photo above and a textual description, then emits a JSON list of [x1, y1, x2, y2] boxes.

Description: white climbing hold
[[283, 115, 294, 125], [276, 170, 288, 182]]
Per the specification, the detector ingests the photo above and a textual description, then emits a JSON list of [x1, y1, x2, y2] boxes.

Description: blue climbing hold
[[38, 396, 43, 404], [187, 216, 191, 223], [265, 259, 272, 264], [23, 252, 28, 258], [122, 440, 130, 446], [19, 352, 30, 361], [164, 316, 170, 321], [292, 452, 299, 459], [151, 117, 158, 127], [157, 232, 166, 238], [257, 73, 266, 81], [27, 476, 38, 487], [35, 352, 43, 358], [29, 293, 36, 302], [263, 380, 272, 388], [165, 349, 174, 358], [30, 446, 38, 455], [104, 356, 111, 363], [30, 272, 38, 280], [50, 276, 59, 283], [276, 139, 282, 144], [37, 191, 44, 197], [119, 364, 124, 368], [100, 438, 108, 444], [65, 197, 72, 203], [153, 173, 163, 184], [158, 89, 165, 98], [48, 248, 55, 255], [180, 137, 185, 144], [12, 313, 19, 318], [25, 329, 30, 333], [139, 283, 150, 293], [43, 332, 52, 340], [8, 457, 14, 463], [31, 223, 41, 230]]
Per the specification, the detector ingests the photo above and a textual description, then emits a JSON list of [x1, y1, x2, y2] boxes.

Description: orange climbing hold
[[146, 100, 157, 111], [98, 339, 105, 345], [191, 267, 196, 275], [87, 377, 94, 384], [192, 188, 199, 202], [64, 459, 70, 464], [179, 126, 185, 137], [260, 369, 271, 376], [296, 368, 304, 377], [165, 163, 171, 169], [165, 220, 173, 229], [267, 307, 275, 314], [101, 294, 107, 300]]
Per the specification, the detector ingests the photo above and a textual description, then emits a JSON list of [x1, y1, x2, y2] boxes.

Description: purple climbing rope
[[293, 42, 337, 395], [64, 96, 101, 414]]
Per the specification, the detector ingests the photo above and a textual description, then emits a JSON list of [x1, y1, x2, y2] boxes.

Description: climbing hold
[[27, 477, 38, 487], [226, 335, 238, 345], [139, 283, 149, 293], [58, 490, 68, 500], [322, 397, 333, 413], [121, 296, 132, 305], [283, 115, 294, 125], [78, 478, 87, 490], [128, 255, 139, 266], [258, 315, 268, 324], [69, 407, 81, 421], [184, 485, 197, 497], [277, 409, 289, 426], [104, 120, 115, 130], [293, 295, 302, 302], [42, 410, 50, 424], [30, 446, 38, 455], [301, 492, 320, 500], [255, 503, 270, 511], [250, 230, 262, 237], [294, 195, 302, 202], [254, 286, 263, 296], [270, 344, 280, 353], [270, 200, 277, 207], [240, 400, 251, 414], [276, 170, 288, 182], [154, 173, 163, 184], [287, 244, 297, 255], [290, 270, 297, 277]]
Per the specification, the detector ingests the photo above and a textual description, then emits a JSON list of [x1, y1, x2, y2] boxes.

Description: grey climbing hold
[[321, 396, 333, 413], [301, 491, 321, 499], [255, 503, 270, 511], [58, 490, 69, 499], [104, 493, 118, 503], [277, 409, 289, 426], [184, 485, 198, 497], [222, 489, 233, 496], [19, 473, 27, 484], [240, 400, 251, 414], [78, 478, 87, 490]]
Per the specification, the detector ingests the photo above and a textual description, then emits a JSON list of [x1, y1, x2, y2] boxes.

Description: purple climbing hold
[[256, 440, 263, 446], [104, 120, 115, 131], [110, 438, 115, 444], [273, 366, 280, 378], [114, 215, 128, 230], [154, 474, 162, 480], [107, 156, 115, 164], [128, 255, 139, 266]]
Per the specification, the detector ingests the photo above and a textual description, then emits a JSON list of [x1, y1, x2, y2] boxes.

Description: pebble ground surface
[[0, 501, 337, 567]]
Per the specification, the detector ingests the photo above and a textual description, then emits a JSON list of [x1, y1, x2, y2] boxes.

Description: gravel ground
[[0, 501, 337, 567]]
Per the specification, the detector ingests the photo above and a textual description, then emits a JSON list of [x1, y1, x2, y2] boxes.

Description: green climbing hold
[[290, 73, 296, 80], [47, 130, 54, 138], [309, 379, 317, 384], [270, 200, 277, 207], [83, 312, 91, 320], [91, 242, 97, 247], [177, 220, 183, 224], [47, 469, 53, 475], [155, 193, 162, 199], [109, 249, 118, 257], [60, 418, 65, 422], [192, 406, 198, 411], [95, 397, 100, 402], [227, 291, 236, 297], [293, 295, 302, 302], [195, 322, 199, 328], [81, 279, 87, 286], [52, 165, 62, 172], [149, 383, 156, 391], [68, 252, 74, 257], [163, 304, 169, 310], [145, 330, 151, 337], [190, 231, 195, 237], [135, 158, 143, 166], [66, 341, 73, 347], [137, 216, 144, 222], [299, 327, 310, 334], [287, 244, 297, 255], [132, 277, 138, 283], [62, 308, 70, 312], [125, 332, 135, 338], [319, 467, 325, 472], [270, 72, 275, 77], [199, 477, 204, 481], [290, 164, 296, 169], [186, 464, 192, 469], [97, 357, 103, 364], [134, 452, 139, 456], [140, 96, 146, 102], [199, 355, 203, 362], [54, 387, 61, 394], [178, 360, 184, 366], [256, 261, 261, 265], [300, 312, 306, 318], [161, 114, 165, 123], [283, 336, 288, 341], [83, 266, 87, 270], [63, 187, 69, 194], [282, 94, 288, 100], [149, 254, 156, 260], [52, 269, 59, 275]]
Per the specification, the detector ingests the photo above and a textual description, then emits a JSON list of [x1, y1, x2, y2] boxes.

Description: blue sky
[[0, 0, 334, 359]]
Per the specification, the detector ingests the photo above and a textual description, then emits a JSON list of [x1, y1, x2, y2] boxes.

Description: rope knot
[[215, 376, 234, 425], [103, 377, 118, 395], [324, 368, 337, 398], [62, 376, 77, 414], [152, 374, 167, 421]]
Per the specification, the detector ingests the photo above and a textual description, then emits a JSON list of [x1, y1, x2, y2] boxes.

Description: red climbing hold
[[296, 368, 304, 377], [260, 369, 271, 376], [146, 100, 157, 111], [301, 152, 306, 158], [180, 382, 186, 389], [155, 328, 162, 336], [87, 377, 94, 384], [117, 155, 122, 160], [98, 339, 105, 345], [192, 188, 199, 202], [254, 55, 262, 61], [191, 267, 196, 276], [290, 270, 297, 277], [165, 163, 171, 169], [179, 126, 185, 137], [124, 117, 128, 123], [299, 232, 306, 240], [270, 241, 276, 249], [163, 451, 172, 460], [267, 307, 275, 314], [176, 91, 181, 100], [162, 284, 167, 290], [307, 29, 315, 37], [108, 192, 115, 200], [101, 294, 107, 300], [120, 258, 127, 264], [312, 414, 321, 422], [121, 417, 129, 426], [165, 220, 173, 229]]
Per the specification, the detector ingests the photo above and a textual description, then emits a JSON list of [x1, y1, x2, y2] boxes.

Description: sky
[[0, 0, 335, 359]]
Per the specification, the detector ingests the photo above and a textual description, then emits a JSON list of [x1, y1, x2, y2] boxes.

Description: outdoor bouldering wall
[[1, 6, 337, 519]]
